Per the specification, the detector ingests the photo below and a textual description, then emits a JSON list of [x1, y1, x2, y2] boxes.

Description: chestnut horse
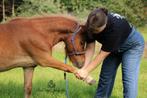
[[0, 15, 86, 98]]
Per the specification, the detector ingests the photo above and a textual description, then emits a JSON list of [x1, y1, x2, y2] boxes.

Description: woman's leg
[[121, 43, 144, 98], [95, 53, 121, 98]]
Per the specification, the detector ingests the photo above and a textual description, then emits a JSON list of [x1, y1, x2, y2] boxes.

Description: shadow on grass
[[0, 80, 66, 98], [32, 79, 96, 98]]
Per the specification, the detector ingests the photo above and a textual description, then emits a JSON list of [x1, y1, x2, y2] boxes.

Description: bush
[[14, 0, 146, 26], [16, 0, 64, 17], [54, 0, 146, 26]]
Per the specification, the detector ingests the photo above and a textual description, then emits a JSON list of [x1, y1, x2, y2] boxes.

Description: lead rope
[[64, 24, 80, 98], [64, 55, 70, 98]]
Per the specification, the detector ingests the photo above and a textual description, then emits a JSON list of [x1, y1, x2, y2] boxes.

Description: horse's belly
[[0, 56, 35, 72]]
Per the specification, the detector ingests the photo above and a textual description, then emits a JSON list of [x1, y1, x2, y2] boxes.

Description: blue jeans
[[95, 28, 145, 98]]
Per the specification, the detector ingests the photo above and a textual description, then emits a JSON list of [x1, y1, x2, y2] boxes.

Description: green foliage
[[54, 0, 146, 26], [16, 0, 63, 17], [10, 0, 146, 26], [54, 0, 102, 13]]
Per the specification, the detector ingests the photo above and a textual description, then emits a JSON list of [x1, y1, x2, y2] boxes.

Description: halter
[[67, 24, 85, 56], [64, 24, 85, 98]]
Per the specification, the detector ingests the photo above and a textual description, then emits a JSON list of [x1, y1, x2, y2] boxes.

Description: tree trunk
[[2, 0, 5, 22], [12, 0, 15, 17]]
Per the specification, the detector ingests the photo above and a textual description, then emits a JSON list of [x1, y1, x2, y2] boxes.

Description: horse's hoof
[[85, 76, 96, 85], [87, 79, 96, 85]]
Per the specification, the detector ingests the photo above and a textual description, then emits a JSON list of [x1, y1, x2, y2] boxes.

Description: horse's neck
[[33, 17, 77, 31], [44, 18, 76, 47], [51, 32, 68, 47], [49, 18, 76, 32]]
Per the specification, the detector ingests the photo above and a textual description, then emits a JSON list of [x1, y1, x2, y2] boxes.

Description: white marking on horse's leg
[[85, 75, 96, 85], [23, 67, 34, 98]]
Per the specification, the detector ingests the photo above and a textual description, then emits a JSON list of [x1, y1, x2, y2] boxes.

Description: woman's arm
[[83, 42, 95, 68], [83, 50, 110, 73], [76, 49, 110, 79]]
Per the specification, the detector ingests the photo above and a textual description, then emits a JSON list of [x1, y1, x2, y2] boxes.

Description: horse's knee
[[24, 85, 32, 95]]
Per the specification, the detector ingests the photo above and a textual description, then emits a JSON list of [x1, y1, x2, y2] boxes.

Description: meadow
[[0, 0, 146, 98], [0, 16, 146, 98], [0, 26, 146, 98], [0, 49, 147, 98]]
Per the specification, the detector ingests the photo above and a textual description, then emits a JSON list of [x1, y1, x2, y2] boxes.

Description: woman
[[75, 7, 145, 98]]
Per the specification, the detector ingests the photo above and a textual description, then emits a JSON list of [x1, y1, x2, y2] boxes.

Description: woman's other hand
[[75, 69, 89, 80]]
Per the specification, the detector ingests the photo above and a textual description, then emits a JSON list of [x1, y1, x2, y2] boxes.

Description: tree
[[2, 0, 6, 22], [12, 0, 15, 17], [0, 0, 23, 22]]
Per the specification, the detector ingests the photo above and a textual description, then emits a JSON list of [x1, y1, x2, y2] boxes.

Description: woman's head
[[86, 7, 108, 33]]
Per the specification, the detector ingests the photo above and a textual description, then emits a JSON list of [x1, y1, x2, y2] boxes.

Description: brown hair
[[86, 7, 108, 30]]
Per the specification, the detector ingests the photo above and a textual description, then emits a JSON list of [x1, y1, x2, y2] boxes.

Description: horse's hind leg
[[23, 67, 34, 98]]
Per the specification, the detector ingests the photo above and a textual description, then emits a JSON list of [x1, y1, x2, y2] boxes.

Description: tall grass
[[0, 51, 147, 98]]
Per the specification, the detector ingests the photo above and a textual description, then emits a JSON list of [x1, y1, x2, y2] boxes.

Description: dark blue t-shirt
[[85, 13, 132, 52]]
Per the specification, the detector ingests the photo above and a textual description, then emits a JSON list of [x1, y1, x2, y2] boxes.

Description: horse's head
[[65, 25, 86, 68]]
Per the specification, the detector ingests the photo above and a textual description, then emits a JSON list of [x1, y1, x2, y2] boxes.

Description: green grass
[[0, 52, 147, 98], [138, 25, 147, 41]]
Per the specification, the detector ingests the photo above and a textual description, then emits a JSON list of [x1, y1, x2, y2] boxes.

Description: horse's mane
[[6, 14, 83, 34], [36, 14, 77, 21], [9, 14, 78, 23]]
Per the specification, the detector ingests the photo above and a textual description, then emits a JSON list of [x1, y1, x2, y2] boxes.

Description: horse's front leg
[[23, 67, 34, 98], [21, 39, 76, 73]]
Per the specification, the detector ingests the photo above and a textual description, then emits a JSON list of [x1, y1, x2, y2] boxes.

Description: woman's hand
[[75, 69, 89, 80], [75, 69, 96, 85]]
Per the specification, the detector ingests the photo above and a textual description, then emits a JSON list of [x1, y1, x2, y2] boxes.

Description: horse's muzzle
[[73, 61, 84, 68]]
